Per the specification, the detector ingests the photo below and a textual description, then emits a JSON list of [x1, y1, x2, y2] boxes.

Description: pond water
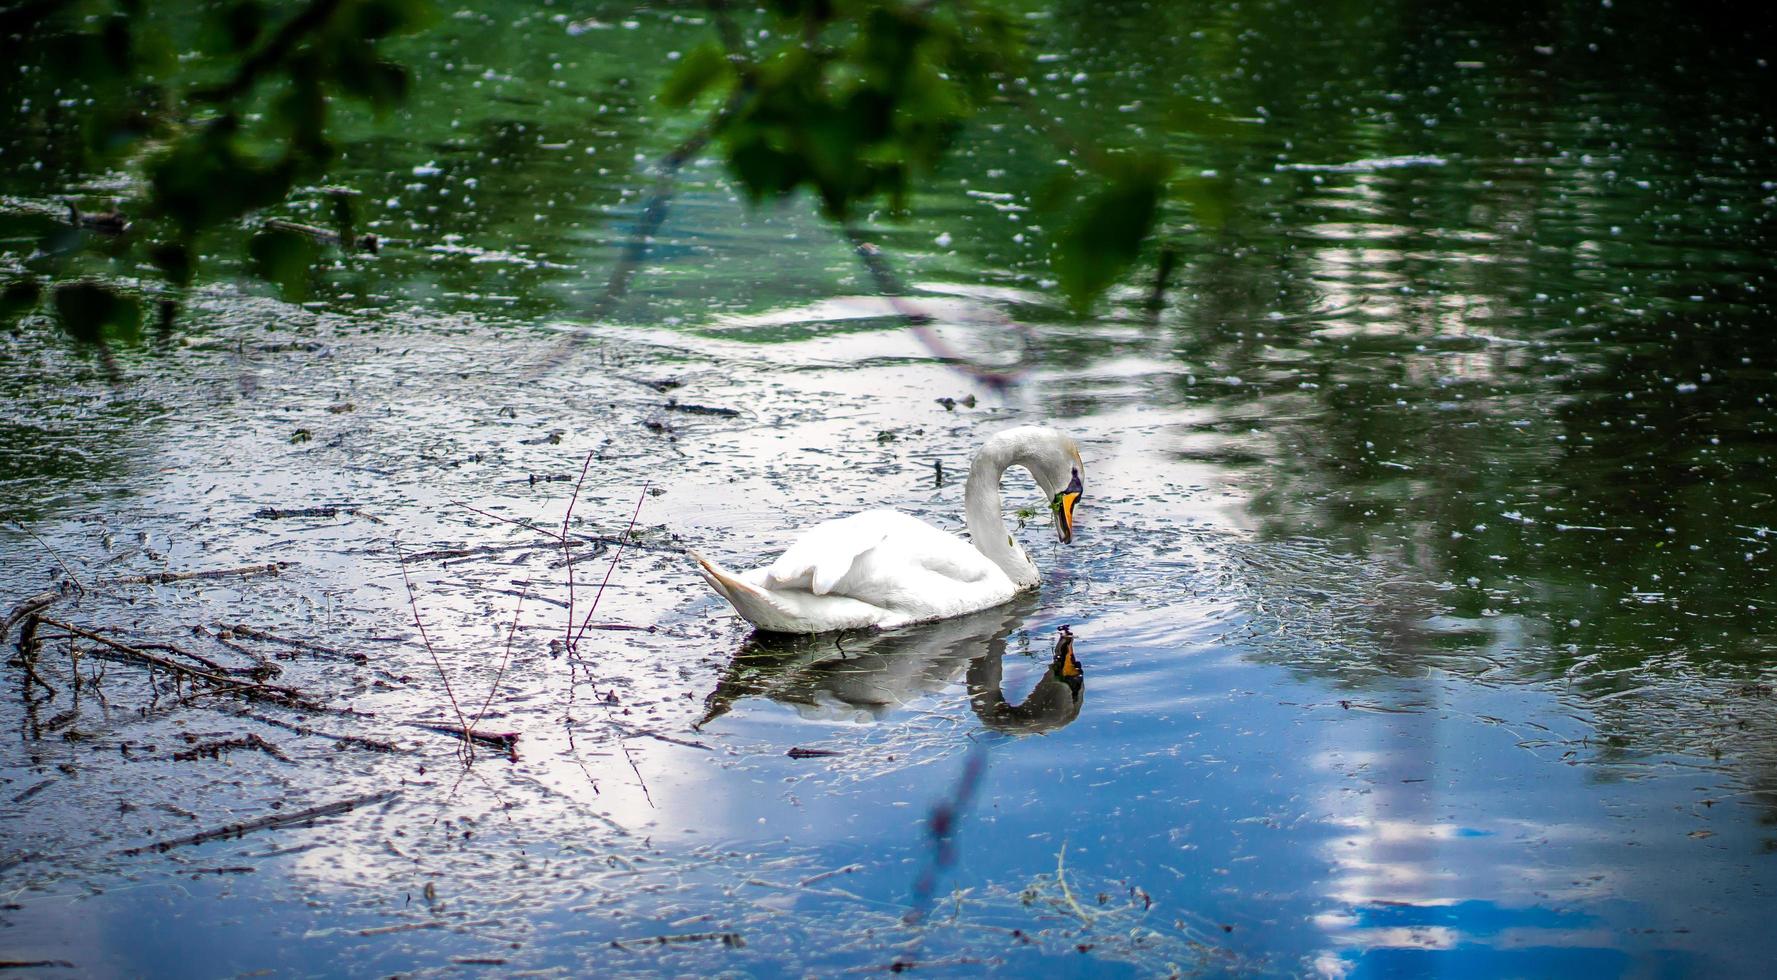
[[2, 1, 1775, 976]]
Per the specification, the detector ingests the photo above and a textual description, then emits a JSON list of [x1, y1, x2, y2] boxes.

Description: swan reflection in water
[[698, 595, 1083, 735]]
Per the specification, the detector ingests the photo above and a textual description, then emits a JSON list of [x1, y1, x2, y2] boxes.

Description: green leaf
[[1049, 157, 1170, 313], [223, 1, 269, 52], [1171, 171, 1234, 233], [52, 281, 142, 344], [1, 279, 43, 324], [249, 228, 319, 301], [149, 242, 195, 287], [660, 42, 730, 108]]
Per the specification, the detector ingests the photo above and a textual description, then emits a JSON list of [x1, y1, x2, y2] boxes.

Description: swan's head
[[1010, 427, 1085, 544]]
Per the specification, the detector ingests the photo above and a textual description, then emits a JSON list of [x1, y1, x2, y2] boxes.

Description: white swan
[[692, 426, 1084, 633]]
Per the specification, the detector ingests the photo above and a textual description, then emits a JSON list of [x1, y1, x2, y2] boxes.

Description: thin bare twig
[[572, 481, 650, 650], [561, 449, 599, 657], [392, 540, 472, 760], [562, 483, 655, 808], [10, 521, 84, 593], [470, 578, 530, 737], [120, 789, 400, 855]]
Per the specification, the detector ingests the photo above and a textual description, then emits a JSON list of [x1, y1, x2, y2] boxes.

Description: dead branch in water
[[219, 624, 369, 664], [33, 618, 323, 710], [12, 612, 57, 700], [263, 217, 379, 252], [610, 931, 745, 950], [237, 711, 405, 753], [173, 733, 292, 763], [99, 562, 293, 587], [2, 591, 63, 641], [120, 789, 401, 855], [254, 504, 383, 524], [406, 722, 519, 758]]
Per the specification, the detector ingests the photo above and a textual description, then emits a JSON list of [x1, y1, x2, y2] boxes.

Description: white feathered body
[[694, 510, 1024, 633]]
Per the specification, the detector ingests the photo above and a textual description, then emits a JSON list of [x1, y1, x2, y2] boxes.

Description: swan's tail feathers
[[691, 550, 794, 631]]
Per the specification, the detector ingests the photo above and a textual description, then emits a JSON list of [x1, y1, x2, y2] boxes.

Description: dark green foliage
[[703, 1, 1022, 219], [8, 0, 432, 320], [52, 281, 142, 344], [14, 0, 1175, 331], [676, 0, 1167, 311], [1047, 155, 1171, 313], [660, 42, 732, 107], [249, 228, 320, 301], [1, 279, 44, 326], [148, 243, 195, 288]]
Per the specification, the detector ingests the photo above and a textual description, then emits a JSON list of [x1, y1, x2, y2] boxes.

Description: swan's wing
[[696, 550, 887, 633], [763, 511, 894, 595], [911, 539, 996, 585], [763, 510, 991, 596]]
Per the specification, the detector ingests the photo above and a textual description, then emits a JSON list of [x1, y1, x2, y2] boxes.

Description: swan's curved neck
[[965, 439, 1040, 588]]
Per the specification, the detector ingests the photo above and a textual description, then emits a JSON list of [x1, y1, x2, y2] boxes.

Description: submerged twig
[[406, 722, 519, 758], [3, 592, 61, 642], [238, 711, 404, 753], [100, 562, 293, 586], [1054, 840, 1095, 924], [172, 733, 292, 763], [121, 790, 401, 855], [611, 931, 745, 950], [36, 618, 320, 709], [219, 624, 369, 664]]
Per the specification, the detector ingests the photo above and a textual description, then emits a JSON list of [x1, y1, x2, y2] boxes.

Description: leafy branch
[[653, 0, 1176, 314], [2, 0, 432, 339]]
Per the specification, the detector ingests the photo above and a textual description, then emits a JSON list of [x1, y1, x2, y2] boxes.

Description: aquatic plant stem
[[10, 521, 84, 593], [561, 448, 598, 657], [572, 481, 649, 650], [470, 577, 529, 736], [392, 539, 473, 762], [1055, 840, 1095, 924]]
